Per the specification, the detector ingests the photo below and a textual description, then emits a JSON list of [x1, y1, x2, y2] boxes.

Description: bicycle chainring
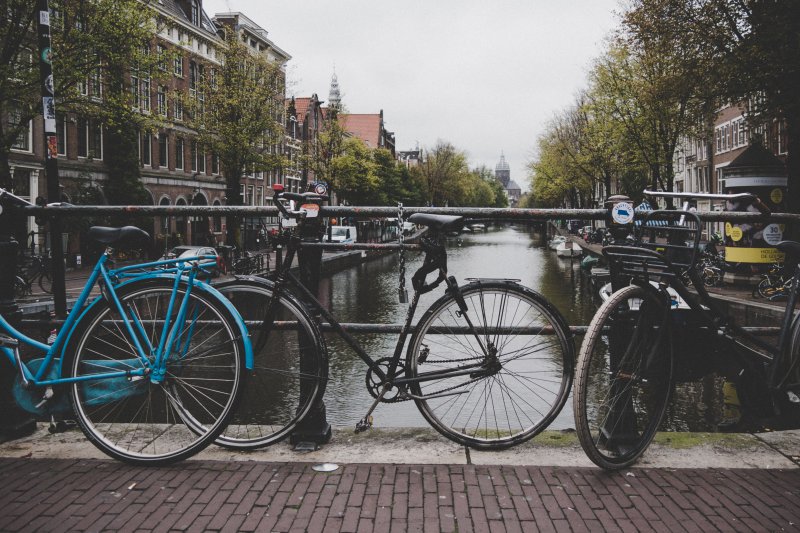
[[366, 358, 407, 403]]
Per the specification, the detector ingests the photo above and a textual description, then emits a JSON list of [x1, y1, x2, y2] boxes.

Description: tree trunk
[[225, 170, 242, 248]]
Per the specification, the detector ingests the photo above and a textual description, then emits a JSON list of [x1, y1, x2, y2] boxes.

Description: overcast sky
[[203, 0, 622, 191]]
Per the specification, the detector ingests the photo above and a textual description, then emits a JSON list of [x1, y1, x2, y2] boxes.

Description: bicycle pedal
[[354, 416, 373, 433], [398, 289, 408, 303]]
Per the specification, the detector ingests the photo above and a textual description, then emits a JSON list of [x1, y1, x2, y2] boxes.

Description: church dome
[[495, 153, 510, 172]]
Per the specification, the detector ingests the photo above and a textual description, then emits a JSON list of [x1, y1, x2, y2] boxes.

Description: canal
[[318, 223, 742, 433]]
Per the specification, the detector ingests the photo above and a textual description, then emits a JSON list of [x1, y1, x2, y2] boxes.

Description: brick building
[[7, 1, 292, 257]]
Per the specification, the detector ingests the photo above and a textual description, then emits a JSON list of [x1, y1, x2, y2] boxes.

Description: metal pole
[[290, 212, 331, 446], [36, 0, 66, 317]]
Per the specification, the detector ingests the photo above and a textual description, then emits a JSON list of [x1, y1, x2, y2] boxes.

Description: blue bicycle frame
[[0, 252, 253, 392]]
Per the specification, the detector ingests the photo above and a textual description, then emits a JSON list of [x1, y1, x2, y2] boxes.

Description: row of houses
[[8, 1, 397, 257]]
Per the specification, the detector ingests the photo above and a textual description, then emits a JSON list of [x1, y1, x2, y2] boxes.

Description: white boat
[[548, 236, 567, 250], [468, 223, 487, 232], [599, 282, 691, 310], [556, 241, 582, 258]]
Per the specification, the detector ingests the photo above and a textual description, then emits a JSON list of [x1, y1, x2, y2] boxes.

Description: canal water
[[318, 224, 737, 432]]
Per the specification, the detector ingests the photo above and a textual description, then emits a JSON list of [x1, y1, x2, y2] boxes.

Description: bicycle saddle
[[88, 226, 150, 247], [408, 213, 464, 233]]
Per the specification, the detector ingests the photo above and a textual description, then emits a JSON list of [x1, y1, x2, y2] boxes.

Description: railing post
[[290, 212, 332, 446], [0, 204, 36, 438]]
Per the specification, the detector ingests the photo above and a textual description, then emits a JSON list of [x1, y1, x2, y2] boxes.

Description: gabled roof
[[155, 0, 218, 38], [339, 114, 382, 147]]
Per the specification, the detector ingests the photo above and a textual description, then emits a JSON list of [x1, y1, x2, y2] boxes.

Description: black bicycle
[[213, 186, 575, 450], [16, 253, 53, 295], [573, 190, 800, 469]]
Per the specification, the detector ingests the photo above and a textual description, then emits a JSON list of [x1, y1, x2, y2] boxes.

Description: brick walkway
[[0, 459, 798, 532]]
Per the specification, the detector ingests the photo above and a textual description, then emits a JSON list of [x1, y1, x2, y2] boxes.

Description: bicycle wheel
[[66, 278, 247, 465], [215, 278, 328, 449], [38, 268, 52, 294], [406, 280, 574, 450], [573, 284, 673, 470], [14, 276, 30, 299], [757, 277, 779, 299]]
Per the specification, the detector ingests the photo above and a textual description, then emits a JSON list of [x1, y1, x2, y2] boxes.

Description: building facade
[[7, 1, 292, 257]]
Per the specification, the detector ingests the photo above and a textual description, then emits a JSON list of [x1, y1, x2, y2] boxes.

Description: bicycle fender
[[59, 275, 255, 370]]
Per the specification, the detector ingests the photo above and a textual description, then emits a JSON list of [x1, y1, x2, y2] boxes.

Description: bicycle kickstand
[[355, 384, 391, 433]]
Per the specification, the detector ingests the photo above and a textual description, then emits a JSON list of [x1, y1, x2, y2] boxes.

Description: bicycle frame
[[0, 251, 254, 390], [266, 230, 488, 393]]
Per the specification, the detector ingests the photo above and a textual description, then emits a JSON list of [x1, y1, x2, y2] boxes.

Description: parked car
[[161, 245, 221, 276], [325, 225, 358, 244]]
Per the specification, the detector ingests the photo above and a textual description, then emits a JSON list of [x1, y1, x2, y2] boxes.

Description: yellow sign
[[771, 188, 784, 205], [725, 247, 785, 264], [729, 226, 743, 242], [725, 222, 733, 236]]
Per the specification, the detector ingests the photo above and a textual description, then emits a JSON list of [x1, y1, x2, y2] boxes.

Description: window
[[157, 44, 167, 71], [174, 56, 183, 77], [778, 120, 787, 154], [89, 67, 101, 99], [56, 115, 67, 155], [191, 1, 200, 26], [256, 186, 263, 206], [174, 97, 183, 121], [189, 61, 197, 94], [175, 137, 184, 170], [196, 143, 205, 173], [191, 141, 197, 172], [139, 75, 150, 112], [158, 133, 168, 167], [77, 118, 102, 159], [715, 129, 721, 154], [140, 132, 152, 166], [9, 105, 31, 152], [157, 86, 167, 116], [211, 153, 219, 174], [247, 185, 254, 205]]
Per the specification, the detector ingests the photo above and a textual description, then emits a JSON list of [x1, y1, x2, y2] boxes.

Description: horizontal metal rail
[[18, 317, 781, 336], [17, 203, 798, 224]]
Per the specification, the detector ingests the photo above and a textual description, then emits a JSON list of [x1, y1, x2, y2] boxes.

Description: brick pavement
[[0, 458, 798, 532]]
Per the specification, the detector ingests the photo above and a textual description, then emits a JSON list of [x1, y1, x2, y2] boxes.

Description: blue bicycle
[[0, 189, 252, 465]]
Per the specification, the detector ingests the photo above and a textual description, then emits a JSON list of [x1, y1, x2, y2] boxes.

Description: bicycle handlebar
[[272, 190, 328, 219]]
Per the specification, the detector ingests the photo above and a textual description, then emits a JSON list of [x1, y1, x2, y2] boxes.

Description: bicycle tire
[[14, 276, 30, 298], [214, 277, 328, 449], [38, 269, 52, 294], [573, 284, 673, 470], [66, 278, 247, 465], [757, 277, 777, 299], [406, 280, 574, 450]]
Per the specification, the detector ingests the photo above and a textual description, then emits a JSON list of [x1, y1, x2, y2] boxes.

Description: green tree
[[633, 0, 800, 210], [330, 137, 380, 205], [417, 141, 470, 206], [183, 27, 285, 246], [0, 0, 161, 199]]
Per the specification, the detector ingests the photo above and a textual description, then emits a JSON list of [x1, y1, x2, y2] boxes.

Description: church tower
[[328, 70, 342, 112], [495, 152, 511, 188]]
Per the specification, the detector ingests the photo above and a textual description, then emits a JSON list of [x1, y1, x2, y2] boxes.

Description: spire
[[495, 151, 511, 187], [328, 68, 341, 111]]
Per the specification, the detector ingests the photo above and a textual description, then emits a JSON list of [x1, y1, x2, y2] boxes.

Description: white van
[[326, 225, 358, 244]]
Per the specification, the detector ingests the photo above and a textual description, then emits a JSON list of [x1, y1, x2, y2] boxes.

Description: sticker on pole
[[762, 223, 783, 246], [611, 201, 634, 225]]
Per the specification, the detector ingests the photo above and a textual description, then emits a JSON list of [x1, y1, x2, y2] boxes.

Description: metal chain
[[397, 202, 406, 300]]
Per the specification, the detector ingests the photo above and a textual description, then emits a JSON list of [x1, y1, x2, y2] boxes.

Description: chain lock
[[397, 202, 408, 303]]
